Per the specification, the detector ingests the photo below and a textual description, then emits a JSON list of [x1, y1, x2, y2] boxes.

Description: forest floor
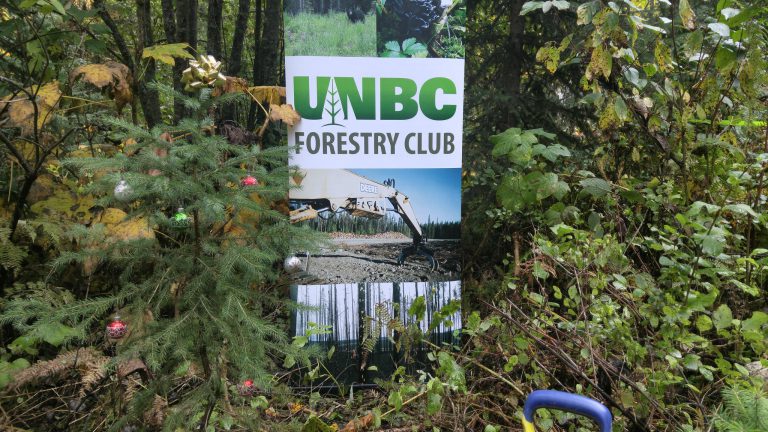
[[292, 235, 461, 284]]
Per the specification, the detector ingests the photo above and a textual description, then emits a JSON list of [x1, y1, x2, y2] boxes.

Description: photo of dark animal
[[346, 7, 365, 23]]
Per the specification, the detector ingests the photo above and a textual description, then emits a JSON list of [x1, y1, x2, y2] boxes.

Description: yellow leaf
[[29, 182, 94, 223], [586, 45, 612, 81], [142, 43, 193, 66], [0, 81, 61, 136], [535, 45, 561, 74], [247, 86, 286, 105], [98, 208, 128, 225], [269, 104, 301, 126], [69, 62, 133, 113], [679, 0, 696, 31], [288, 402, 303, 414], [106, 215, 155, 242]]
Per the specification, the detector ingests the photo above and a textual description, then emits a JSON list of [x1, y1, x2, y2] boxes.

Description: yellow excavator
[[289, 169, 437, 271]]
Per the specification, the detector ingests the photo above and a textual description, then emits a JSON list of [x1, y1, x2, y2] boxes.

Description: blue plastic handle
[[522, 390, 612, 432]]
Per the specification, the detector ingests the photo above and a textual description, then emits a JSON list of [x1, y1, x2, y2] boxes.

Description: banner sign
[[284, 0, 465, 384], [287, 56, 463, 168]]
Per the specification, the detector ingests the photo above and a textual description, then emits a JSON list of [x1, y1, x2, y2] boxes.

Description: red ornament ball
[[106, 316, 128, 339], [240, 175, 258, 187], [238, 379, 255, 396]]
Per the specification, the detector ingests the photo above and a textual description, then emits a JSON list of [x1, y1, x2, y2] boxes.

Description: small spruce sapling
[[1, 82, 318, 429]]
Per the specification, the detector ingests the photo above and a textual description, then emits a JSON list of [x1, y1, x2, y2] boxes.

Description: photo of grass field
[[285, 11, 376, 57]]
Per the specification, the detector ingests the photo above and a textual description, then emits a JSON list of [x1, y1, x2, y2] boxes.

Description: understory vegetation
[[0, 0, 767, 431]]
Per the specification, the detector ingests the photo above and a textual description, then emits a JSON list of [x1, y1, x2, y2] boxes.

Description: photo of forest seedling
[[285, 0, 376, 57], [377, 0, 465, 58], [289, 168, 461, 283], [290, 281, 461, 385]]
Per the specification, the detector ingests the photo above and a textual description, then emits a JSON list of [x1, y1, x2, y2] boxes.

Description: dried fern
[[10, 348, 108, 397], [142, 395, 168, 427]]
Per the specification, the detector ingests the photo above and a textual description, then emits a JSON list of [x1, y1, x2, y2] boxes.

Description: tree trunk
[[160, 0, 177, 44], [9, 173, 37, 239], [136, 0, 162, 127], [188, 0, 199, 51], [228, 0, 251, 76], [174, 0, 190, 122], [247, 0, 264, 130], [502, 0, 525, 128], [95, 0, 151, 126], [160, 0, 187, 124], [206, 0, 223, 59], [222, 0, 251, 122], [255, 0, 281, 86], [249, 0, 280, 134], [172, 0, 198, 122]]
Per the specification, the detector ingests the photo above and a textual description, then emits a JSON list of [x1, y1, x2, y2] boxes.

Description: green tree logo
[[323, 78, 344, 127]]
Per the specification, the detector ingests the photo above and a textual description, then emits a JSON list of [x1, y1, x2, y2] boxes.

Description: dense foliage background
[[1, 0, 767, 431]]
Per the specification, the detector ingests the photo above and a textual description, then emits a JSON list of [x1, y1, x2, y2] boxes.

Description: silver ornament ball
[[283, 256, 302, 273], [114, 179, 133, 202]]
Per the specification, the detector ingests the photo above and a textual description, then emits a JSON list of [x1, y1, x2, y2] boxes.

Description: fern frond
[[10, 348, 108, 395], [0, 238, 26, 272]]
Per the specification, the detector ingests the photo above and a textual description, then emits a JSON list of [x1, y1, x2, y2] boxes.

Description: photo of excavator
[[289, 169, 438, 271]]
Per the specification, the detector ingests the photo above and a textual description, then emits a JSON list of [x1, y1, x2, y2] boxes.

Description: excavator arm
[[289, 169, 436, 270]]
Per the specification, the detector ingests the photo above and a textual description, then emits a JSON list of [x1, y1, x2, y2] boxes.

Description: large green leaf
[[579, 177, 612, 198], [142, 43, 193, 65], [37, 322, 78, 346], [497, 171, 559, 212], [401, 38, 427, 57], [708, 22, 730, 38], [427, 392, 443, 415], [713, 304, 733, 330], [742, 311, 768, 332], [533, 143, 571, 162], [520, 1, 544, 15], [700, 234, 724, 256]]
